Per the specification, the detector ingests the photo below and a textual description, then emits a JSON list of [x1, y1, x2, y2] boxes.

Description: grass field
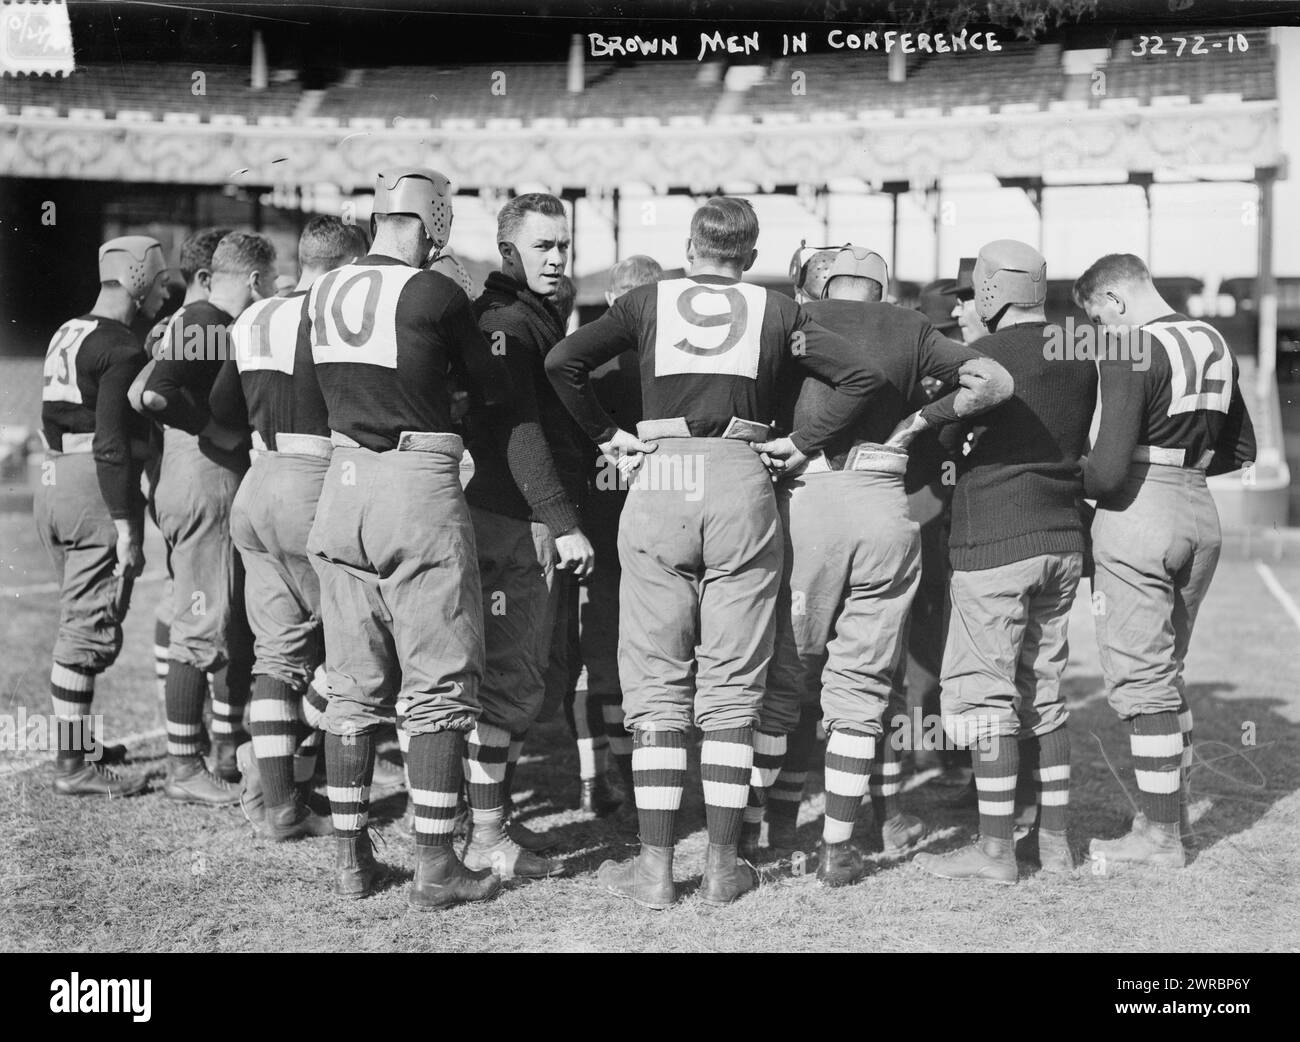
[[2, 512, 1299, 953]]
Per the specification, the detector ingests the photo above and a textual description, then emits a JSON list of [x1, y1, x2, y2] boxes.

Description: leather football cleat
[[816, 840, 866, 888], [53, 761, 147, 798], [878, 812, 927, 855], [83, 740, 129, 766], [165, 756, 242, 806], [579, 776, 622, 817], [259, 797, 334, 841], [408, 844, 501, 911], [699, 843, 758, 905], [462, 823, 564, 880], [1089, 816, 1185, 869], [598, 844, 677, 910], [335, 830, 387, 900], [1035, 828, 1076, 874], [914, 836, 1018, 885]]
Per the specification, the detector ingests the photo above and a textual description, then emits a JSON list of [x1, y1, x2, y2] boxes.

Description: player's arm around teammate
[[914, 240, 1097, 886], [36, 236, 169, 797]]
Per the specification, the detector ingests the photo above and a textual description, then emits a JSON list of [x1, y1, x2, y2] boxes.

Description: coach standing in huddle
[[914, 240, 1096, 885], [547, 197, 883, 909], [142, 232, 276, 806], [459, 192, 593, 880]]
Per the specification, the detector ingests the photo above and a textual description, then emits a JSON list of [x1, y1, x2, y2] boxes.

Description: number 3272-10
[[1132, 34, 1248, 57]]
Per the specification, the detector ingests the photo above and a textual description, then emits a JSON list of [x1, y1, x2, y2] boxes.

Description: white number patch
[[42, 318, 97, 405], [233, 295, 306, 376], [1147, 321, 1234, 416], [310, 264, 418, 370], [653, 279, 766, 379]]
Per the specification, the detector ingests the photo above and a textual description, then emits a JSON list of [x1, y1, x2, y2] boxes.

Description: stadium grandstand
[[0, 1, 1294, 524]]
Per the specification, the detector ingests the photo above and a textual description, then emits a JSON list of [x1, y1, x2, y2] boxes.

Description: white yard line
[[0, 569, 167, 596], [0, 725, 166, 779], [1255, 561, 1300, 634]]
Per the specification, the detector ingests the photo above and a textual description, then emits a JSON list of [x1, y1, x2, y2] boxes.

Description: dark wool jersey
[[308, 254, 510, 451], [41, 313, 149, 519], [793, 300, 985, 469], [546, 274, 884, 454], [464, 272, 584, 536], [208, 291, 329, 448], [948, 321, 1098, 572], [1084, 312, 1257, 500], [143, 299, 246, 450]]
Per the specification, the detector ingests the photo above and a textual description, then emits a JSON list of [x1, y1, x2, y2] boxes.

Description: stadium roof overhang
[[0, 98, 1279, 192]]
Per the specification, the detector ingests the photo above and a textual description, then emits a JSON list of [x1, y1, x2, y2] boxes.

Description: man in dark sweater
[[1074, 254, 1255, 868], [914, 240, 1097, 885], [460, 193, 591, 880], [141, 232, 275, 806]]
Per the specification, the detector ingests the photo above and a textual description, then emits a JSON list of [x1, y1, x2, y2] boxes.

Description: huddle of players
[[37, 168, 1255, 913]]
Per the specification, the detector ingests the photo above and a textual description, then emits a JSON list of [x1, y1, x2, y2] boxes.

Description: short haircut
[[497, 193, 567, 245], [690, 197, 759, 265], [211, 231, 277, 276], [609, 254, 664, 297], [178, 227, 233, 285], [1073, 253, 1152, 307], [826, 274, 884, 302], [299, 215, 359, 271]]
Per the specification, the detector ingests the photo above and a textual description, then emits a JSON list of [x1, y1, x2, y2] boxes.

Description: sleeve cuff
[[789, 429, 815, 454], [533, 494, 581, 538]]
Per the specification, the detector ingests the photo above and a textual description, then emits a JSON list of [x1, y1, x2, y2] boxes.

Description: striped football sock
[[601, 697, 634, 793], [741, 730, 786, 846], [766, 706, 818, 836], [248, 675, 301, 808], [301, 668, 329, 731], [153, 615, 170, 703], [463, 721, 511, 817], [973, 732, 1018, 842], [701, 727, 754, 846], [1035, 726, 1071, 832], [1131, 711, 1183, 825], [325, 730, 374, 839], [632, 728, 688, 847], [50, 662, 95, 768], [209, 663, 249, 746], [568, 686, 609, 781], [867, 732, 903, 823], [1177, 699, 1194, 794], [407, 730, 464, 848], [165, 661, 208, 759], [823, 728, 874, 844]]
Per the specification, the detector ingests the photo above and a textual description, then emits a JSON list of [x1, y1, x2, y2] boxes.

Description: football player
[[547, 197, 883, 908], [141, 232, 274, 805], [306, 168, 510, 910], [208, 217, 364, 840], [914, 240, 1097, 885], [36, 236, 168, 795], [1074, 254, 1256, 868], [753, 244, 1012, 886]]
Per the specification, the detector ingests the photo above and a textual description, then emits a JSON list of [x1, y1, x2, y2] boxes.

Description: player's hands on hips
[[886, 411, 931, 451], [599, 428, 658, 481], [953, 357, 1014, 417], [555, 527, 595, 579], [113, 520, 145, 579], [751, 436, 807, 477]]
